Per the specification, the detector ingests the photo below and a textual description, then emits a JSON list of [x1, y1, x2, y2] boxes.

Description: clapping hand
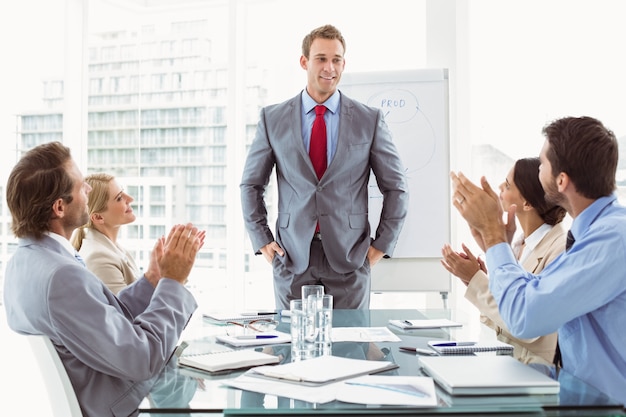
[[441, 243, 486, 286], [159, 223, 205, 285], [450, 172, 515, 250]]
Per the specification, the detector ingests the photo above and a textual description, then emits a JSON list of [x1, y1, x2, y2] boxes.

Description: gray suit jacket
[[241, 91, 409, 274], [3, 235, 197, 417]]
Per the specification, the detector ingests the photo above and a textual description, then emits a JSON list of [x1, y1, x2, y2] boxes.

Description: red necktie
[[310, 105, 327, 235], [309, 105, 327, 180]]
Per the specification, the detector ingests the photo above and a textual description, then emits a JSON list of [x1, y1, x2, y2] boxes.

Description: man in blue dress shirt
[[450, 116, 626, 405]]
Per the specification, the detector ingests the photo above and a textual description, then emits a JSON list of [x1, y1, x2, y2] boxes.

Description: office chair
[[28, 335, 83, 417]]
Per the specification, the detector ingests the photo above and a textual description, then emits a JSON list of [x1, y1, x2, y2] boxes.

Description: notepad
[[388, 319, 463, 329], [215, 331, 291, 347], [419, 355, 560, 395], [427, 340, 513, 354], [178, 349, 279, 373], [248, 355, 399, 386]]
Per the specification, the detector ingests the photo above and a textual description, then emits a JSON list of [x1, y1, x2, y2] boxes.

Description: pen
[[403, 320, 413, 326], [399, 346, 438, 355], [432, 341, 476, 347], [235, 334, 279, 339], [241, 311, 278, 316]]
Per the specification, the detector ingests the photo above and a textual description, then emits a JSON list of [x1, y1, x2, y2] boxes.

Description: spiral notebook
[[427, 340, 513, 355]]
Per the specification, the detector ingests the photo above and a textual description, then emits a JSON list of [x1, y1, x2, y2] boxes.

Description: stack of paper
[[178, 349, 279, 373]]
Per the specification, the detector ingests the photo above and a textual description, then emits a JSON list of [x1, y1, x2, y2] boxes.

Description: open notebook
[[419, 355, 560, 396]]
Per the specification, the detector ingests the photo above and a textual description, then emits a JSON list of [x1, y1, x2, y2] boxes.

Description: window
[[150, 205, 166, 218], [4, 0, 625, 315], [149, 225, 166, 240]]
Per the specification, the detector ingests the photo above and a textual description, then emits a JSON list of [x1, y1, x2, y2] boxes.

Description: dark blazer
[[240, 91, 409, 274]]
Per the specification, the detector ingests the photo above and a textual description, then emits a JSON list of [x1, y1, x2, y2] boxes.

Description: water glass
[[309, 294, 333, 357], [301, 285, 324, 302], [290, 294, 333, 361], [290, 299, 316, 361]]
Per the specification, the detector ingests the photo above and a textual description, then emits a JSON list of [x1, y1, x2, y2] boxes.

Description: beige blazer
[[465, 223, 567, 365], [79, 228, 140, 294]]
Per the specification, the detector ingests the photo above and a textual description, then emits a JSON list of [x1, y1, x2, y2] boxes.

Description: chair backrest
[[28, 335, 83, 417]]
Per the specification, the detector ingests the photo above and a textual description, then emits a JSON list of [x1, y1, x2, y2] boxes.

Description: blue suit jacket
[[3, 235, 197, 417], [240, 91, 409, 274]]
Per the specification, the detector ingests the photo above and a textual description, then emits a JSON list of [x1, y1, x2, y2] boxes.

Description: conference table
[[139, 308, 625, 416]]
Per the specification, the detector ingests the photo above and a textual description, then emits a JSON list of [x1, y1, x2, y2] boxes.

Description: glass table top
[[139, 308, 625, 416]]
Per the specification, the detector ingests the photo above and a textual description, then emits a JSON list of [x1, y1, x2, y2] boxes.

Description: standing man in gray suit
[[240, 25, 409, 309]]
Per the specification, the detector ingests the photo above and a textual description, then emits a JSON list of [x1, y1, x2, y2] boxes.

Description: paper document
[[332, 327, 401, 342], [223, 374, 340, 404], [388, 319, 462, 329], [248, 355, 398, 385], [336, 375, 438, 406], [224, 374, 438, 406]]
